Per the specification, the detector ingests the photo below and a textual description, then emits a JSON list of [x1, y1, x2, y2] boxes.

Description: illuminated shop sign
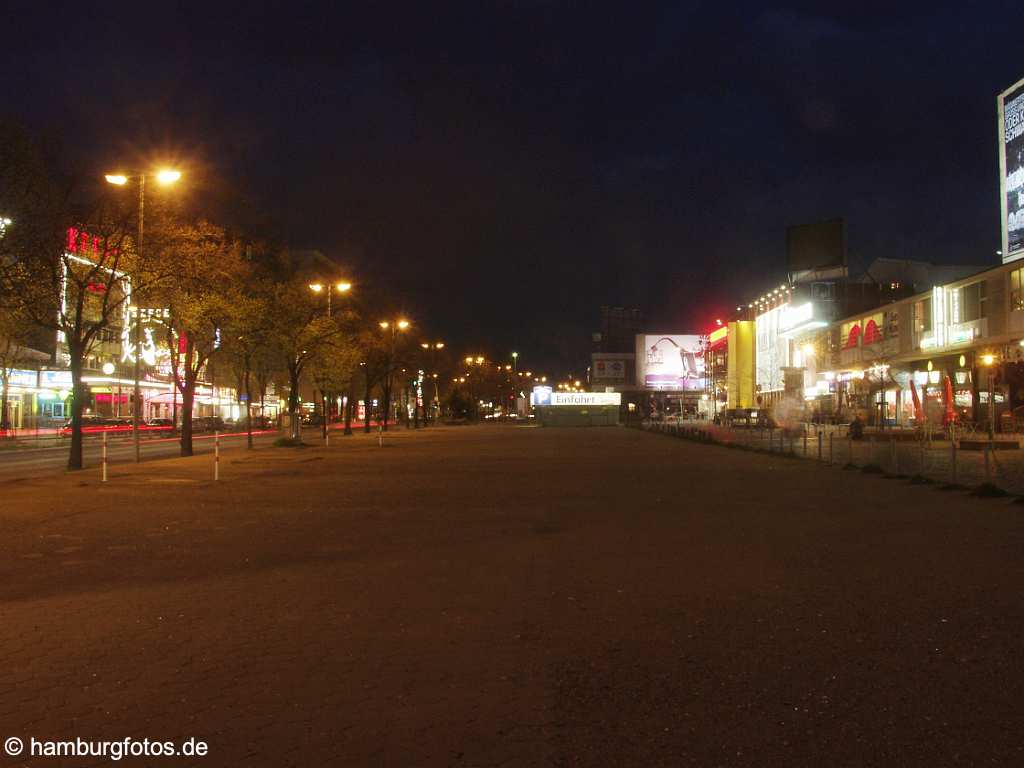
[[708, 326, 728, 345], [5, 369, 38, 388], [779, 302, 827, 337], [548, 392, 621, 407], [40, 370, 73, 388], [531, 386, 553, 406]]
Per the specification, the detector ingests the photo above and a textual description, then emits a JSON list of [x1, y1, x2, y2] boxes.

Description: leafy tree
[[150, 220, 249, 456], [0, 304, 41, 434], [0, 124, 179, 468], [219, 281, 275, 448], [266, 278, 344, 440]]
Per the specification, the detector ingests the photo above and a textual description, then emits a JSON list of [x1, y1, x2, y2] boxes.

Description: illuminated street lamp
[[105, 167, 182, 461], [308, 280, 351, 317], [379, 318, 410, 429], [982, 353, 997, 441], [420, 341, 445, 423], [308, 280, 352, 438]]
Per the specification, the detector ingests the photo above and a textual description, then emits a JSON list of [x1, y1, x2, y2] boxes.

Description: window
[[841, 321, 861, 349], [885, 308, 899, 337], [961, 281, 986, 322], [1012, 268, 1024, 311], [862, 313, 884, 345], [914, 297, 932, 335]]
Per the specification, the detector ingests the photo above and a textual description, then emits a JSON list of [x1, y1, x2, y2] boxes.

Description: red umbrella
[[943, 375, 955, 426], [909, 378, 923, 423]]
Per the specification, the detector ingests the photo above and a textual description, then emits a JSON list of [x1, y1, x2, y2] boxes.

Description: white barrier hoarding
[[756, 304, 790, 393], [636, 335, 704, 391], [1000, 77, 1024, 264]]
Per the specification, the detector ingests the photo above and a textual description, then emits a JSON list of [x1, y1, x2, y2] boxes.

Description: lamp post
[[420, 341, 445, 423], [105, 169, 181, 462], [309, 281, 352, 440], [379, 319, 410, 430], [982, 353, 996, 441]]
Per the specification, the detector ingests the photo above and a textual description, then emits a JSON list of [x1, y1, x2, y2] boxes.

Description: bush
[[861, 464, 884, 474], [273, 437, 306, 448]]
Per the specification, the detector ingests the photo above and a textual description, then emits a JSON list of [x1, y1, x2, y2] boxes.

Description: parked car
[[301, 413, 324, 426], [59, 415, 132, 434], [191, 416, 226, 433], [146, 418, 174, 429]]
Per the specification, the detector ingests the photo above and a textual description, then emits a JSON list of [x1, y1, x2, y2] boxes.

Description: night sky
[[3, 1, 1021, 375]]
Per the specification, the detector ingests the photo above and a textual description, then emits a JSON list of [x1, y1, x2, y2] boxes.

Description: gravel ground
[[1, 424, 1023, 766]]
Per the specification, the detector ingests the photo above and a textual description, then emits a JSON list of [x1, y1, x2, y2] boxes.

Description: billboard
[[636, 335, 705, 391], [1000, 77, 1024, 263], [755, 305, 790, 393], [592, 357, 626, 380], [786, 219, 846, 274]]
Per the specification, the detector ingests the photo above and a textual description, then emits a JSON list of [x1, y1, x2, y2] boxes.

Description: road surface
[[1, 425, 1022, 766]]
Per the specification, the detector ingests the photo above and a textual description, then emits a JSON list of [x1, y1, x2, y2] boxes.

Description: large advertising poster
[[1000, 78, 1024, 263], [636, 335, 704, 390], [593, 358, 625, 380], [755, 305, 790, 393]]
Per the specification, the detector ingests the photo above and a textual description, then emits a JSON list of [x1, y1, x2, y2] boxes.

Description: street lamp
[[308, 280, 353, 439], [308, 280, 351, 317], [106, 167, 182, 462], [982, 353, 997, 441], [379, 319, 410, 429], [420, 342, 445, 423]]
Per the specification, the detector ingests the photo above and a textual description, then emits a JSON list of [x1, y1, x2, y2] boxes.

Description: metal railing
[[637, 420, 1024, 495]]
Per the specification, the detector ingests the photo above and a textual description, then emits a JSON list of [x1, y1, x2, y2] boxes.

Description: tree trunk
[[363, 375, 372, 433], [382, 377, 392, 432], [344, 380, 354, 435], [322, 389, 329, 441], [288, 364, 301, 440], [244, 364, 254, 450], [67, 353, 86, 470], [0, 368, 10, 435], [180, 380, 196, 457]]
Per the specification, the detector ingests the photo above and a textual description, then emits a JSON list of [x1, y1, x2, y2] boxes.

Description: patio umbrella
[[943, 375, 955, 426], [909, 378, 923, 423]]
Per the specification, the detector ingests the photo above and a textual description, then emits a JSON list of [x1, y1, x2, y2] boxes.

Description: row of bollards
[[101, 430, 222, 483]]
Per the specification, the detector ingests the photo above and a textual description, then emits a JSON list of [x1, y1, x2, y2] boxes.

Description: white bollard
[[102, 430, 108, 483], [215, 430, 220, 481]]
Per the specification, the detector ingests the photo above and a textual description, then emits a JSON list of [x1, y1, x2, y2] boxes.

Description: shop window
[[1012, 268, 1024, 312]]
